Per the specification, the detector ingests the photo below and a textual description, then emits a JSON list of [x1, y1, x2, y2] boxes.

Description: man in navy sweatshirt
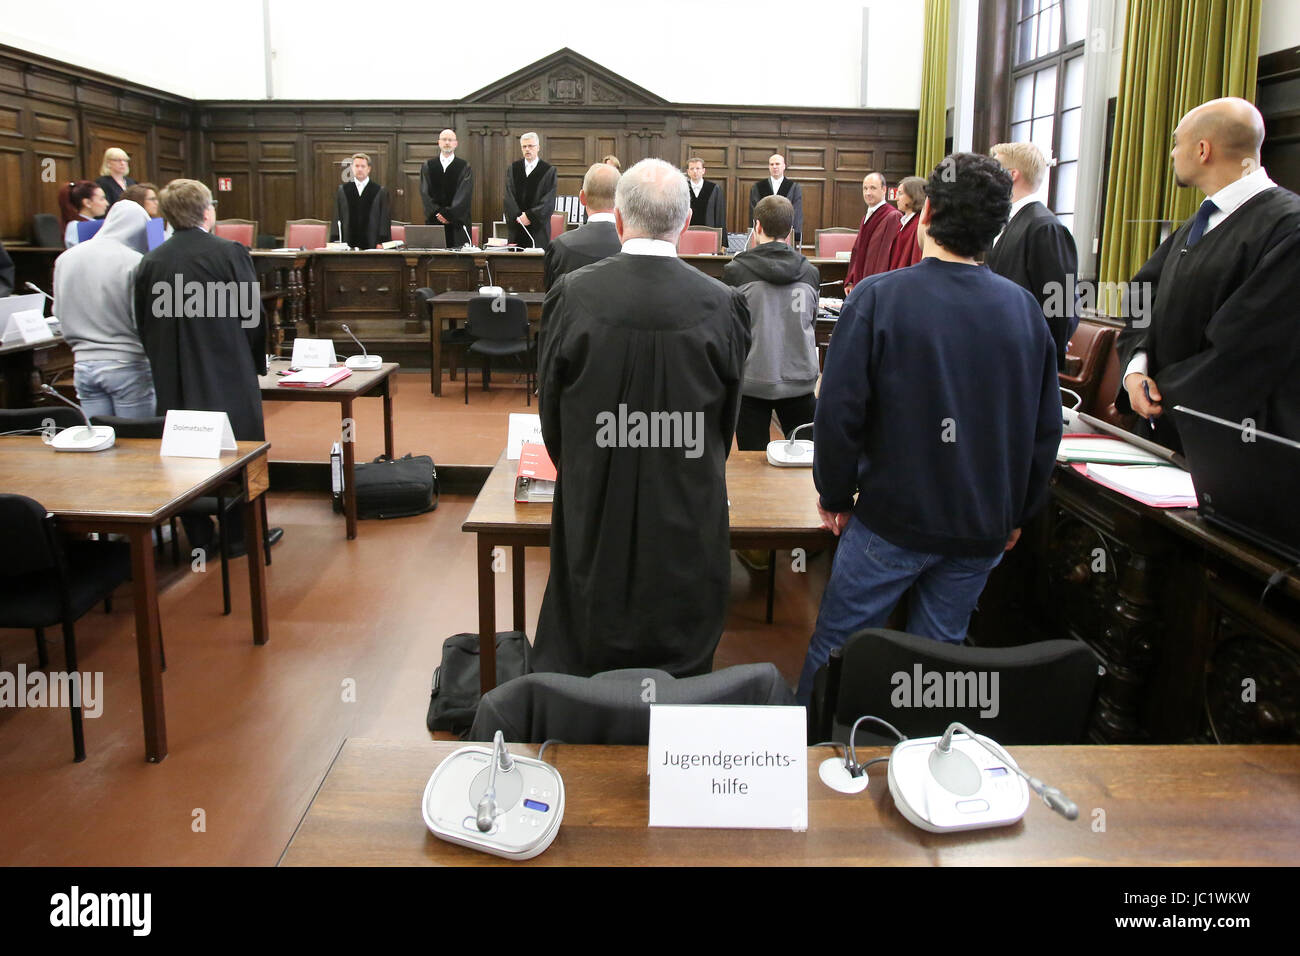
[[797, 152, 1061, 703]]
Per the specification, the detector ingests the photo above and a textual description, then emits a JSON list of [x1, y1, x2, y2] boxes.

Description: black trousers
[[736, 393, 816, 451]]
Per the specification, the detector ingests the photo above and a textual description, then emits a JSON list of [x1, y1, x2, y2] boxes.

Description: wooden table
[[428, 291, 545, 395], [461, 451, 832, 695], [0, 437, 271, 762], [259, 360, 399, 540], [280, 739, 1300, 866]]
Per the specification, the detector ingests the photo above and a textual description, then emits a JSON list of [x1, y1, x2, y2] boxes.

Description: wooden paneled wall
[[1, 45, 918, 245], [0, 45, 196, 244]]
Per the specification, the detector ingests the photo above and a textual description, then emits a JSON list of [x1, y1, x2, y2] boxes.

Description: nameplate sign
[[2, 309, 55, 346], [647, 705, 807, 830], [160, 410, 237, 459], [290, 337, 337, 368]]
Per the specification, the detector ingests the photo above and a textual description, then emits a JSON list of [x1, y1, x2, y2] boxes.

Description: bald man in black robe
[[534, 159, 751, 678], [1117, 97, 1300, 450]]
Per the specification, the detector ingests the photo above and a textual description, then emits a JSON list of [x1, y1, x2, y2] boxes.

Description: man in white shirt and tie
[[420, 129, 474, 246], [749, 154, 804, 246]]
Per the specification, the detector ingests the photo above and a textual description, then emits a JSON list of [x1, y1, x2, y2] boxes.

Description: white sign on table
[[2, 309, 55, 346], [647, 705, 808, 830], [290, 338, 337, 368], [159, 410, 237, 459]]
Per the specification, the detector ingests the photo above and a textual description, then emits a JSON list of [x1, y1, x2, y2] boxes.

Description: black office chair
[[469, 663, 793, 743], [0, 494, 132, 761], [33, 213, 62, 248], [463, 295, 532, 406], [808, 628, 1102, 746], [0, 406, 83, 436], [414, 286, 474, 387]]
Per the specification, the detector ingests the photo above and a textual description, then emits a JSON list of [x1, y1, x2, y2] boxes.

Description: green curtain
[[1098, 0, 1261, 301], [916, 0, 951, 176]]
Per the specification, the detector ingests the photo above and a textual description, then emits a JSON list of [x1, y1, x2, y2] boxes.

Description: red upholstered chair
[[678, 227, 722, 255], [215, 219, 257, 248], [284, 219, 329, 250], [815, 228, 858, 258], [390, 222, 407, 242], [472, 224, 481, 246], [550, 212, 566, 241]]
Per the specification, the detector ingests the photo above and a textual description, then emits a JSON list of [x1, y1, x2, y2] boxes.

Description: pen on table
[[1141, 380, 1156, 427]]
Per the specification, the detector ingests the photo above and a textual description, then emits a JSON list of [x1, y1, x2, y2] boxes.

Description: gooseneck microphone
[[476, 731, 516, 832], [39, 384, 115, 452], [25, 282, 55, 302], [340, 323, 382, 371], [936, 722, 1078, 820]]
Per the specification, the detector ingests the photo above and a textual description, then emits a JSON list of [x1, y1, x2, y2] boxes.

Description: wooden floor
[[0, 370, 827, 865]]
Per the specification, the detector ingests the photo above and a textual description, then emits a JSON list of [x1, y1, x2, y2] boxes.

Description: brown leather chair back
[[1059, 320, 1115, 418]]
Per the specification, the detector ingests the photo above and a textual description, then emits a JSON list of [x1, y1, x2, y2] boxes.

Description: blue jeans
[[797, 515, 1003, 703], [73, 360, 156, 419]]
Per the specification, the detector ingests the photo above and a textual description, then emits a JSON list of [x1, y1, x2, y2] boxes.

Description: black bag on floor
[[352, 453, 438, 519], [427, 631, 531, 736]]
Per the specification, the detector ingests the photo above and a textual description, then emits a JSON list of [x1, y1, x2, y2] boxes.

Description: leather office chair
[[415, 286, 473, 388], [284, 220, 329, 250], [33, 213, 63, 248], [679, 227, 722, 255], [0, 406, 83, 435], [390, 222, 407, 243], [549, 212, 566, 244], [808, 628, 1101, 746], [214, 219, 258, 248], [0, 494, 133, 761], [1059, 320, 1118, 419], [470, 663, 794, 744], [1092, 335, 1131, 428], [814, 228, 858, 258], [463, 295, 532, 406]]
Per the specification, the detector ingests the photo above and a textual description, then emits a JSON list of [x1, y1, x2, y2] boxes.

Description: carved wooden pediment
[[463, 48, 667, 108]]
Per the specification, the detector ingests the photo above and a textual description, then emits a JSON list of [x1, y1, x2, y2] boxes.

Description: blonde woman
[[95, 147, 137, 208]]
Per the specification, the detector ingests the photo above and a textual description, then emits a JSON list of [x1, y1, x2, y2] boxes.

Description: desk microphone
[[767, 422, 813, 467], [461, 224, 480, 252], [39, 384, 115, 452], [520, 220, 536, 249], [340, 324, 382, 371], [935, 723, 1077, 820], [476, 730, 515, 831], [24, 282, 54, 302]]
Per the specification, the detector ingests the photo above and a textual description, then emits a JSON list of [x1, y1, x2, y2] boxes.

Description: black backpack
[[426, 631, 531, 736]]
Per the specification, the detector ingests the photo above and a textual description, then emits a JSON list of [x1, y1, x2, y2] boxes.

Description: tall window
[[1008, 0, 1087, 230]]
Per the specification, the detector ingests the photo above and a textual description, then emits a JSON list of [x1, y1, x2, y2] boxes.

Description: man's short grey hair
[[520, 132, 539, 144], [615, 158, 690, 241]]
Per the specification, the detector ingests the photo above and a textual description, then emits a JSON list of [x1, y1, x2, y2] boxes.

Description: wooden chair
[[284, 219, 329, 250], [815, 227, 858, 258], [214, 219, 258, 247]]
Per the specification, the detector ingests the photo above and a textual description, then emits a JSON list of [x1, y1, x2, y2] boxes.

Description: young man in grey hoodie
[[52, 199, 155, 418], [722, 194, 821, 450]]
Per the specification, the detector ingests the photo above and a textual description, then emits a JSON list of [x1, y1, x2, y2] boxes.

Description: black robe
[[504, 159, 558, 250], [534, 253, 752, 678], [1116, 186, 1300, 449], [749, 178, 803, 243], [984, 200, 1078, 370], [133, 228, 267, 441], [689, 179, 726, 231], [0, 242, 13, 297], [96, 175, 137, 210], [543, 219, 621, 290], [332, 180, 391, 249], [420, 157, 474, 244]]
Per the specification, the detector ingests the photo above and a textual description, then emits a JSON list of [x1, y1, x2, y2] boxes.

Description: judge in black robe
[[420, 130, 474, 246], [504, 134, 559, 250], [686, 159, 726, 231], [534, 161, 751, 677], [749, 155, 803, 244], [331, 155, 391, 249], [1117, 174, 1300, 451], [984, 198, 1078, 370]]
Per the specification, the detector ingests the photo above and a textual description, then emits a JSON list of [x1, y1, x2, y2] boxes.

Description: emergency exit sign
[[217, 177, 232, 191]]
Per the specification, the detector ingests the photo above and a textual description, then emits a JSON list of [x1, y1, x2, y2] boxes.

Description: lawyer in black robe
[[689, 179, 726, 231], [134, 227, 267, 442], [504, 159, 558, 250], [1116, 184, 1300, 449], [420, 157, 474, 245], [533, 253, 752, 677], [332, 179, 391, 249], [984, 200, 1078, 370], [543, 218, 621, 290]]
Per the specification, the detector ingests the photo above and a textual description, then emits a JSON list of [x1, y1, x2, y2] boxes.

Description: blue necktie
[[1185, 198, 1218, 248]]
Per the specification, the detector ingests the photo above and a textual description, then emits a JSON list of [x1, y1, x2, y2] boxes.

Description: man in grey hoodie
[[52, 199, 155, 418], [722, 194, 820, 450]]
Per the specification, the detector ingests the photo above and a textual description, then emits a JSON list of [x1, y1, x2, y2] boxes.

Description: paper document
[[1084, 463, 1197, 507], [507, 413, 543, 460], [1059, 435, 1166, 465], [278, 366, 352, 387]]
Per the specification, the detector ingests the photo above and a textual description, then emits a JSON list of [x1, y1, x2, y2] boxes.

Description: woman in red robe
[[887, 176, 927, 271]]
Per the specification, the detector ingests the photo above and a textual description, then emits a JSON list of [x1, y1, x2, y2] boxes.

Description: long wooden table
[[0, 437, 271, 762], [279, 739, 1300, 866], [461, 451, 832, 695], [258, 360, 399, 539]]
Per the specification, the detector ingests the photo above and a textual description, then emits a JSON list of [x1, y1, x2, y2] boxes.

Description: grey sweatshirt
[[53, 200, 151, 363]]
